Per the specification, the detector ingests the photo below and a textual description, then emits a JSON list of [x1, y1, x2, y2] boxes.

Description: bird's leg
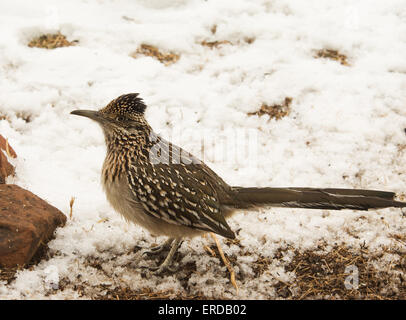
[[142, 238, 174, 256], [209, 233, 239, 293], [142, 239, 183, 274]]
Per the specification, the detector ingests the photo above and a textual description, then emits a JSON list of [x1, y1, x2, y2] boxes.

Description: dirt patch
[[92, 286, 207, 300], [315, 49, 349, 66], [132, 44, 180, 66], [200, 38, 254, 49], [282, 244, 405, 299], [200, 40, 232, 49], [248, 97, 292, 120], [51, 253, 207, 300], [77, 243, 404, 299], [2, 239, 404, 299], [28, 32, 77, 49]]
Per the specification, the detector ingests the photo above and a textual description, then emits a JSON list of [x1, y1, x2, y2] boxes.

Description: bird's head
[[71, 93, 149, 134]]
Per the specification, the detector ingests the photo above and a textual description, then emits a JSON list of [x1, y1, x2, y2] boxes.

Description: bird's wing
[[127, 136, 235, 239]]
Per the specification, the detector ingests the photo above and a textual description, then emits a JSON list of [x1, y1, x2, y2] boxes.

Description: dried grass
[[28, 32, 77, 49], [248, 97, 292, 120], [200, 38, 254, 49], [2, 241, 404, 300], [210, 233, 238, 294], [315, 49, 349, 66], [131, 44, 180, 66], [69, 197, 75, 220], [278, 244, 404, 299], [200, 40, 232, 48]]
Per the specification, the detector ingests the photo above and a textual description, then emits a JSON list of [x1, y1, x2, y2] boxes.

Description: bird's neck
[[104, 123, 152, 152], [102, 125, 154, 183]]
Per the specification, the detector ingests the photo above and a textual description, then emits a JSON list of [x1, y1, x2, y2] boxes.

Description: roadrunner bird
[[71, 93, 406, 273]]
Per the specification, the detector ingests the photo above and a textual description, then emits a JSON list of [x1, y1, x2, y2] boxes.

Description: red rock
[[0, 135, 16, 184], [0, 152, 15, 184], [0, 135, 17, 158], [0, 184, 66, 267]]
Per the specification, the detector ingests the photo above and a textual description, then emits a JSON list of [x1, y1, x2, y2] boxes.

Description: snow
[[1, 0, 406, 299]]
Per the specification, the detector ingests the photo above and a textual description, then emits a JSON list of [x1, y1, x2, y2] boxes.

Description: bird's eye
[[116, 115, 126, 122]]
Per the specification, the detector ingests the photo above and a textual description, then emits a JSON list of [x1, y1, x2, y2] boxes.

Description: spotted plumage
[[101, 93, 147, 116], [71, 93, 406, 273], [104, 128, 236, 238]]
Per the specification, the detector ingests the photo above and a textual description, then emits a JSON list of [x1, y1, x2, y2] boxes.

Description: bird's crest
[[100, 93, 147, 115]]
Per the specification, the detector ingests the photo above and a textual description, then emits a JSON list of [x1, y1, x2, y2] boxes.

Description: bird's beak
[[70, 110, 103, 122]]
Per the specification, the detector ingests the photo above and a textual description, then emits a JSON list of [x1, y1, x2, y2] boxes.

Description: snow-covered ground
[[1, 0, 406, 299]]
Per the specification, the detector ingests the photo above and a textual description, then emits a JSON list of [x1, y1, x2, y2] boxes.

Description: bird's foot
[[140, 262, 179, 274], [141, 238, 173, 257], [138, 239, 182, 275]]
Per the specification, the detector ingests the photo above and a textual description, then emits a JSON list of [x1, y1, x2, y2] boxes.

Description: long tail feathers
[[231, 187, 406, 211]]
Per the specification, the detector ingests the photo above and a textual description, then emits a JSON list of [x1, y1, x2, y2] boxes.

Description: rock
[[0, 152, 15, 184], [0, 135, 16, 184], [0, 135, 17, 158], [0, 184, 66, 267]]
